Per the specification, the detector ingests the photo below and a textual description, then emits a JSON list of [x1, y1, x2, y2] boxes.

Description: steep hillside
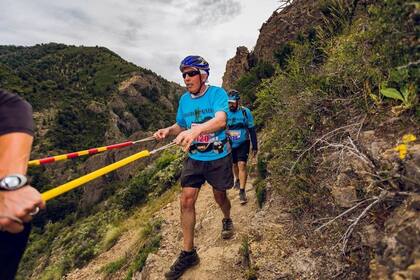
[[223, 0, 419, 279], [0, 43, 182, 154], [0, 43, 183, 208], [0, 43, 185, 279]]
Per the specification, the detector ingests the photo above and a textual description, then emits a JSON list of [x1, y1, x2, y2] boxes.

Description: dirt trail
[[64, 181, 261, 280], [138, 182, 259, 280]]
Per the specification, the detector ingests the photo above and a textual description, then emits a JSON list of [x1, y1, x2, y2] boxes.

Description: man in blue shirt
[[227, 90, 258, 204], [154, 56, 234, 280]]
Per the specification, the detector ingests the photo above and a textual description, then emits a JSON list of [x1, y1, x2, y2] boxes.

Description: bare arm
[[174, 111, 227, 151], [192, 111, 226, 135], [0, 133, 45, 233], [153, 123, 185, 140]]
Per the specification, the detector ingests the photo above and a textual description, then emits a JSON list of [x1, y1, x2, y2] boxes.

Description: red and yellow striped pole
[[40, 142, 175, 202], [28, 137, 155, 166], [41, 150, 151, 201]]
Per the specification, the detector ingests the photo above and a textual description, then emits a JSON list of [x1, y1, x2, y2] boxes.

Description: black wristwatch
[[0, 174, 28, 191]]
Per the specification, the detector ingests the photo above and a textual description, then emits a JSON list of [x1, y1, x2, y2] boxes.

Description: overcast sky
[[0, 0, 279, 86]]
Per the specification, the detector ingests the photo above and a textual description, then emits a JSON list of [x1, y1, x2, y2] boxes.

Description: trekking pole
[[28, 136, 156, 166], [41, 142, 177, 202]]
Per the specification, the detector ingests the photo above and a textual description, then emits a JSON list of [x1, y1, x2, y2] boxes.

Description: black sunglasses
[[182, 70, 200, 79]]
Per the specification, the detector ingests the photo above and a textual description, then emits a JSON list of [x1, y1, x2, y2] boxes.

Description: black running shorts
[[0, 224, 32, 280], [232, 140, 250, 164], [180, 154, 234, 191]]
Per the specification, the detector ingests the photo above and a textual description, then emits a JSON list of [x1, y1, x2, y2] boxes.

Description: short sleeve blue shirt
[[176, 85, 230, 161], [227, 106, 255, 148]]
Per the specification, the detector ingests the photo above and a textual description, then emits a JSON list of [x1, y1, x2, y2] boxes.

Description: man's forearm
[[193, 112, 226, 135], [168, 123, 185, 136], [249, 127, 258, 150], [0, 132, 33, 177]]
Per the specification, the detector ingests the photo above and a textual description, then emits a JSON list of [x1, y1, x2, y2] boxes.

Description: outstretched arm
[[153, 123, 185, 141]]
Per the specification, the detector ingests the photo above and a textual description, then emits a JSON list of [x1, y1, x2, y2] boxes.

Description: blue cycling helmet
[[180, 55, 210, 75], [228, 89, 240, 102]]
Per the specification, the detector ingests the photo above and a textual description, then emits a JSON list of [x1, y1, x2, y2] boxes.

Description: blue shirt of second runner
[[176, 85, 230, 161], [227, 107, 255, 148]]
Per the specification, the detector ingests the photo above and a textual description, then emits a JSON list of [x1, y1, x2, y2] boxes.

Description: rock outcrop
[[221, 46, 252, 90], [253, 0, 320, 63], [222, 0, 321, 87]]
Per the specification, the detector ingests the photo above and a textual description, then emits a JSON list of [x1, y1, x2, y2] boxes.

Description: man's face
[[229, 100, 239, 111], [182, 67, 205, 93]]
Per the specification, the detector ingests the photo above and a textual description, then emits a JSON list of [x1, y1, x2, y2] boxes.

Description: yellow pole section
[[41, 150, 150, 202]]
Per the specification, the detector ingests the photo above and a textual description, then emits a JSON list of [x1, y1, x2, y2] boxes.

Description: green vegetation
[[240, 236, 258, 280], [125, 219, 163, 279], [101, 225, 123, 251], [242, 0, 419, 214], [0, 43, 179, 154], [233, 61, 275, 107], [380, 82, 417, 109], [100, 256, 127, 276], [118, 150, 184, 210], [0, 43, 183, 278], [254, 179, 267, 208], [17, 148, 183, 279]]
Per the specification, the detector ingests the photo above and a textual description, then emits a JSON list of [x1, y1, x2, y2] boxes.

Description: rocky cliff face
[[253, 0, 320, 63], [221, 46, 252, 90], [222, 0, 321, 88]]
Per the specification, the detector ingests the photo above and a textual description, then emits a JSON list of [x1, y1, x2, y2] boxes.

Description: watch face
[[0, 174, 27, 190]]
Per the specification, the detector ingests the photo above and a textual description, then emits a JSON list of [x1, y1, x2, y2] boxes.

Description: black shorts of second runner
[[180, 153, 234, 191], [232, 140, 250, 164]]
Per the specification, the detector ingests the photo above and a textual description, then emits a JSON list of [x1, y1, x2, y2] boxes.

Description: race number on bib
[[192, 123, 215, 143], [227, 130, 241, 141]]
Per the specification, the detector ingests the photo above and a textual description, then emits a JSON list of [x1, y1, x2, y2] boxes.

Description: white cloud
[[0, 0, 279, 86]]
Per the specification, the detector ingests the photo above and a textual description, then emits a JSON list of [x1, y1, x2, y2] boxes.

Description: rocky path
[[64, 175, 324, 280], [64, 181, 264, 280], [138, 182, 259, 280]]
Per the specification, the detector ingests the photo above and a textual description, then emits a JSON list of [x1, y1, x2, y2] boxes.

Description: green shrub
[[125, 219, 162, 279], [274, 42, 293, 69], [100, 256, 127, 276], [101, 226, 122, 251], [155, 151, 177, 170], [255, 179, 267, 208], [234, 61, 275, 106]]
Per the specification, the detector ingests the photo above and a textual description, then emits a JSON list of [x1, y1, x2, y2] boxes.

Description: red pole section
[[29, 141, 135, 166]]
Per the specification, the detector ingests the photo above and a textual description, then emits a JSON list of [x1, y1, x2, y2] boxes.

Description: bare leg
[[180, 187, 200, 251], [238, 161, 247, 190], [212, 189, 231, 219], [233, 163, 239, 182]]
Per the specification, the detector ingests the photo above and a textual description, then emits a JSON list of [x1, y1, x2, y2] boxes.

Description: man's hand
[[0, 186, 45, 233], [251, 149, 258, 158], [174, 127, 201, 152], [153, 128, 171, 141], [250, 149, 258, 162]]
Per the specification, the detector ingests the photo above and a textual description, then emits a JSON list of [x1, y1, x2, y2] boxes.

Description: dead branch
[[340, 191, 386, 254], [396, 59, 420, 70], [276, 0, 294, 12], [344, 136, 375, 168], [356, 114, 367, 140], [289, 123, 360, 175], [315, 197, 376, 232]]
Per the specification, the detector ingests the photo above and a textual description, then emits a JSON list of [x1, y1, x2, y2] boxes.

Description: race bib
[[192, 123, 215, 143], [227, 130, 241, 141]]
